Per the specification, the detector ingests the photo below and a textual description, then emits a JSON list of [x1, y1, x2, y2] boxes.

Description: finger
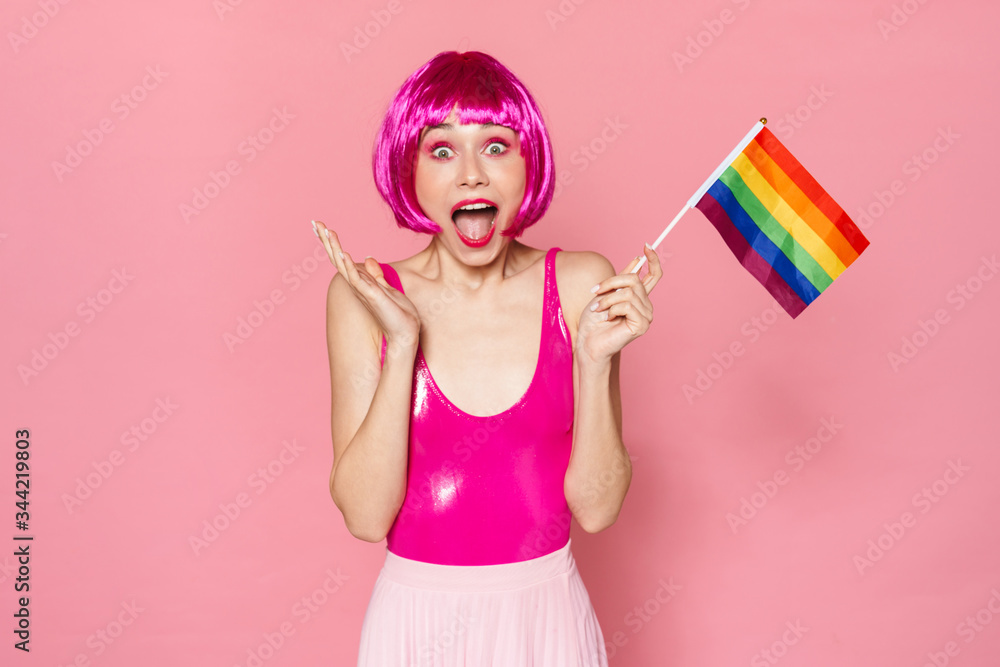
[[622, 254, 643, 274], [313, 220, 337, 265], [591, 255, 641, 297], [340, 248, 365, 286], [364, 257, 390, 288], [641, 244, 663, 295], [323, 226, 357, 283], [597, 271, 645, 298], [617, 293, 652, 325], [593, 287, 652, 323], [606, 299, 650, 334], [315, 221, 345, 271]]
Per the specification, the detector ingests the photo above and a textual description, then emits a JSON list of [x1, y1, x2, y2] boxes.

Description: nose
[[457, 152, 488, 188]]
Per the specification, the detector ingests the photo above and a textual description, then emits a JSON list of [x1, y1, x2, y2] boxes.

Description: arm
[[326, 272, 417, 542], [315, 222, 422, 543], [565, 347, 632, 533], [563, 247, 660, 533]]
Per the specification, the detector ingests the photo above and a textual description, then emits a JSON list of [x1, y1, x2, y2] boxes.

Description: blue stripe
[[706, 179, 821, 305]]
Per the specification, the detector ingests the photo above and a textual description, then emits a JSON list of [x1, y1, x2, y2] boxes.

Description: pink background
[[3, 0, 998, 665]]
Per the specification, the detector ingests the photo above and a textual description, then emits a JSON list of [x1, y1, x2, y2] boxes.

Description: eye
[[430, 144, 454, 159], [485, 141, 508, 155]]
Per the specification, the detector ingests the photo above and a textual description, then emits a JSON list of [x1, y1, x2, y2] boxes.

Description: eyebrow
[[425, 122, 498, 131]]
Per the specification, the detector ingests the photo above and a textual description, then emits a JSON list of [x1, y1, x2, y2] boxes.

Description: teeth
[[457, 203, 494, 211]]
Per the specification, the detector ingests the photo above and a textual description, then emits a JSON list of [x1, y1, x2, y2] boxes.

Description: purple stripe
[[696, 194, 807, 318]]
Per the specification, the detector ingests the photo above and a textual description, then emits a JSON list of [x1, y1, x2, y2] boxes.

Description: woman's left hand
[[576, 244, 662, 366]]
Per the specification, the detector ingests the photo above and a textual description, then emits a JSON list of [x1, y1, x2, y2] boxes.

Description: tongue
[[453, 208, 495, 240]]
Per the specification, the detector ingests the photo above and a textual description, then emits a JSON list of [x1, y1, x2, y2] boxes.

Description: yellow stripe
[[743, 140, 860, 266], [731, 153, 847, 280]]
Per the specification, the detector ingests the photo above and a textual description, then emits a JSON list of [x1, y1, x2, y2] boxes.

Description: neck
[[421, 235, 526, 291]]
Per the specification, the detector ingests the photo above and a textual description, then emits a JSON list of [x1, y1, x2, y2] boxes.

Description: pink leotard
[[377, 247, 574, 566]]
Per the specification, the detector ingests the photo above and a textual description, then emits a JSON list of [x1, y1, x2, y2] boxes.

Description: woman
[[313, 51, 660, 666]]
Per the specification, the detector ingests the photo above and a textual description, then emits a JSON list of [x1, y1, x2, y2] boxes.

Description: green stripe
[[719, 166, 833, 292]]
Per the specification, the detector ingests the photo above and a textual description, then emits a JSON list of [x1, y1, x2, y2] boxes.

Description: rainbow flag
[[691, 123, 869, 318]]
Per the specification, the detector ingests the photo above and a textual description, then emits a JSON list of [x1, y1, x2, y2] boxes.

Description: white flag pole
[[631, 118, 767, 274]]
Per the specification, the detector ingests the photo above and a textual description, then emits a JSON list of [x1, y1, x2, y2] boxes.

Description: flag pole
[[631, 118, 767, 274]]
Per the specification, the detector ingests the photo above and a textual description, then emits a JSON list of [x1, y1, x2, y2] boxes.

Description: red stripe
[[753, 127, 870, 256]]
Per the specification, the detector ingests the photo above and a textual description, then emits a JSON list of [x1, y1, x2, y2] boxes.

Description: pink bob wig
[[372, 51, 555, 238]]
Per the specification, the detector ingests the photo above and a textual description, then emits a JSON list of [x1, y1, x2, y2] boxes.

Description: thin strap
[[545, 246, 572, 352], [547, 246, 561, 278], [380, 263, 403, 292], [547, 247, 561, 310], [378, 263, 403, 368]]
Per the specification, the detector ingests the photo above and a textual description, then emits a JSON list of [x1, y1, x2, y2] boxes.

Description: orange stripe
[[754, 128, 870, 256], [742, 139, 859, 267]]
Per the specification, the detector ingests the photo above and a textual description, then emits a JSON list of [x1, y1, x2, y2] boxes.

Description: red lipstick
[[450, 199, 498, 248]]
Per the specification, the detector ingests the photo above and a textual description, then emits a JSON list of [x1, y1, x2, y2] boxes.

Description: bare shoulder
[[555, 249, 617, 340]]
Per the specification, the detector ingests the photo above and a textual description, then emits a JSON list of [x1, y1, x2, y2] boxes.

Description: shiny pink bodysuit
[[378, 247, 574, 566]]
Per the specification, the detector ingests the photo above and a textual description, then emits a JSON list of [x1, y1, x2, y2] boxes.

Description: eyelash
[[428, 138, 510, 160]]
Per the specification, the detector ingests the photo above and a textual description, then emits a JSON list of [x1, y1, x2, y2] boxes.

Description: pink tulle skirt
[[356, 538, 608, 666]]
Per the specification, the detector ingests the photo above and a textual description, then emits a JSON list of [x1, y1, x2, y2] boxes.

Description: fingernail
[[311, 220, 318, 237], [338, 251, 344, 259], [591, 284, 600, 293], [644, 242, 652, 249], [325, 229, 332, 240]]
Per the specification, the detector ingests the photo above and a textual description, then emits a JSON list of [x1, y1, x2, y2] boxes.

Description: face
[[413, 110, 527, 251]]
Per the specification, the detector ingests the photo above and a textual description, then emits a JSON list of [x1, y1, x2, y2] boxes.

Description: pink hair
[[372, 51, 555, 238]]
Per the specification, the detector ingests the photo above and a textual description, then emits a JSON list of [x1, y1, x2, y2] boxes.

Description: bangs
[[408, 64, 526, 136]]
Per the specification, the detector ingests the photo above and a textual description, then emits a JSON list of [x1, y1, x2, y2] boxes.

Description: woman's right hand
[[313, 220, 421, 349]]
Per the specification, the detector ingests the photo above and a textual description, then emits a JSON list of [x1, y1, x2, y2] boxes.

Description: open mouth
[[451, 202, 497, 246]]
